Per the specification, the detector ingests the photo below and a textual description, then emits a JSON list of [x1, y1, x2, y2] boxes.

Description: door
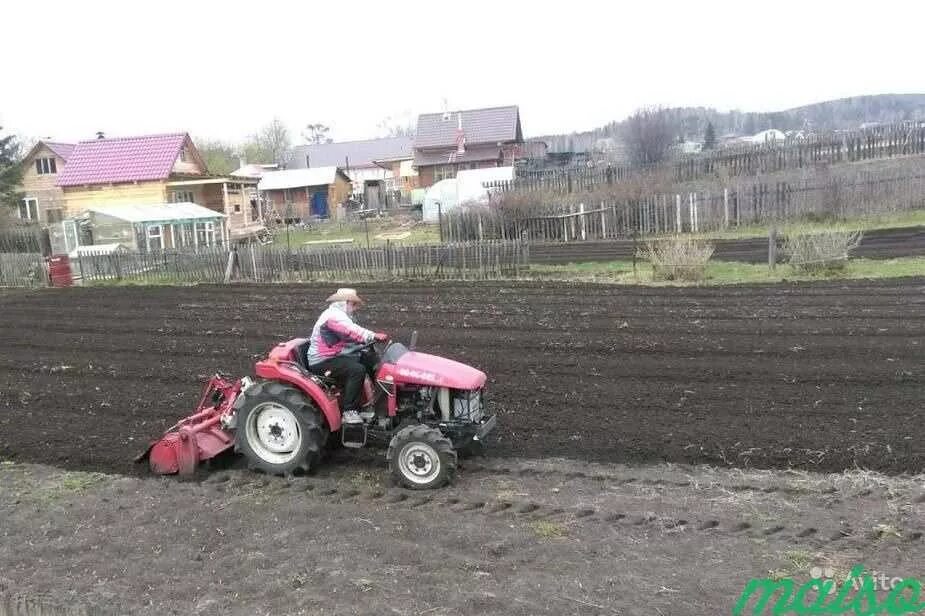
[[63, 220, 80, 253], [311, 190, 328, 218]]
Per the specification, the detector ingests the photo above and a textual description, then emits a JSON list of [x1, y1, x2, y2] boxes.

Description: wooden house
[[17, 141, 75, 223], [257, 167, 352, 221], [413, 106, 524, 188], [288, 137, 412, 209], [55, 133, 263, 240]]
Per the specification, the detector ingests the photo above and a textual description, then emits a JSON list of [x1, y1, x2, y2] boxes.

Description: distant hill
[[535, 94, 925, 154]]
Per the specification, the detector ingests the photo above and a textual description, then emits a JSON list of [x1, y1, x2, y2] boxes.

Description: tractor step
[[341, 423, 368, 448]]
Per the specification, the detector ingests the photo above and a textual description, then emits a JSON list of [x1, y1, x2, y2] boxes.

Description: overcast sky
[[4, 0, 924, 145]]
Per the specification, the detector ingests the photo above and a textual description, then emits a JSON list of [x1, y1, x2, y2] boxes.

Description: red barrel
[[47, 255, 73, 287]]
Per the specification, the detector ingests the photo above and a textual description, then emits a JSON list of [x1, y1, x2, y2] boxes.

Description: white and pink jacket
[[305, 301, 376, 366]]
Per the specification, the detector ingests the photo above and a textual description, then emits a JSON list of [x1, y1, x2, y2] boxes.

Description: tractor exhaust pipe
[[410, 330, 418, 351]]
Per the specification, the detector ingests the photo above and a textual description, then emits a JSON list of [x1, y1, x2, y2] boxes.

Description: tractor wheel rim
[[246, 402, 301, 465], [398, 442, 440, 484]]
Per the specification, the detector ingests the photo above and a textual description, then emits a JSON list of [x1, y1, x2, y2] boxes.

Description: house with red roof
[[17, 140, 76, 223], [56, 133, 264, 244]]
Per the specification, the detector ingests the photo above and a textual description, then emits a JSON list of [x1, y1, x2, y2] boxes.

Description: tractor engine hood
[[391, 352, 486, 390]]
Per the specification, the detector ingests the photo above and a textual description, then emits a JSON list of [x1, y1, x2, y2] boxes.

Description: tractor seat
[[296, 342, 339, 389]]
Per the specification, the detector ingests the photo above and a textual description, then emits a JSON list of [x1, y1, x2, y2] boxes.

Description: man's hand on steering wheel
[[373, 332, 390, 343]]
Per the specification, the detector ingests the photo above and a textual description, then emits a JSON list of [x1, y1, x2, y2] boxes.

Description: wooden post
[[386, 239, 392, 277], [687, 193, 694, 233], [768, 227, 778, 271], [478, 214, 484, 241], [438, 203, 444, 243], [675, 194, 682, 233], [723, 188, 730, 228], [693, 193, 699, 232], [224, 249, 236, 283], [600, 201, 606, 239], [579, 203, 586, 240]]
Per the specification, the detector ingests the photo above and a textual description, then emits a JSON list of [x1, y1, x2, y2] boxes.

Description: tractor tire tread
[[234, 382, 328, 477], [387, 425, 457, 490]]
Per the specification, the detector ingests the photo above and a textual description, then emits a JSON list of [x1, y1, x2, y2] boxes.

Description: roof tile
[[414, 106, 521, 149], [57, 133, 188, 187]]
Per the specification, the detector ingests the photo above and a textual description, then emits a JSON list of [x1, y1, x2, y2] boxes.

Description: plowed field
[[0, 278, 922, 475]]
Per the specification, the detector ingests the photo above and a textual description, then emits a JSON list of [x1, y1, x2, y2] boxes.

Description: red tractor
[[138, 333, 496, 489]]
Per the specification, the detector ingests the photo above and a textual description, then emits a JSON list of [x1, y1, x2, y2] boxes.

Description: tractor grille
[[452, 389, 484, 423]]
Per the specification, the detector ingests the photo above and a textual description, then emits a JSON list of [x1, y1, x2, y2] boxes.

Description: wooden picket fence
[[0, 253, 47, 287], [444, 171, 925, 242], [487, 121, 925, 193], [74, 241, 530, 284]]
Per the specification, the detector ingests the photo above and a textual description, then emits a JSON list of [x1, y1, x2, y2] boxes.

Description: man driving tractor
[[305, 288, 389, 425]]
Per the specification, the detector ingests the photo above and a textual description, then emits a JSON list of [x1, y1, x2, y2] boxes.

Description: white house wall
[[345, 167, 391, 194]]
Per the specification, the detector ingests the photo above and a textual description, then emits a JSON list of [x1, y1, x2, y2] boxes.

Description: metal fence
[[74, 241, 530, 284]]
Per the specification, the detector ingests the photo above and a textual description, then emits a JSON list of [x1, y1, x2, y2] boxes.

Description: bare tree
[[622, 107, 678, 167], [378, 116, 415, 138], [302, 123, 332, 145], [258, 117, 292, 165]]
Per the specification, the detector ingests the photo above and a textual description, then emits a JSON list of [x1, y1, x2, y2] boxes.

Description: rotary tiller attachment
[[135, 375, 245, 476]]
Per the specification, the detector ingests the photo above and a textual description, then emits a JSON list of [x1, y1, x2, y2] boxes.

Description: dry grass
[[782, 229, 863, 274], [640, 236, 715, 282], [530, 520, 567, 539]]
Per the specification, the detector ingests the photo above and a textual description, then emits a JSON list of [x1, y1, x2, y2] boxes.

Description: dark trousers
[[310, 349, 379, 411]]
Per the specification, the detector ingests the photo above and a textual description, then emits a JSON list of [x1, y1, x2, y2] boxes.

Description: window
[[171, 190, 195, 203], [196, 221, 215, 246], [18, 198, 38, 221], [433, 164, 457, 182], [234, 203, 241, 213], [147, 225, 163, 251], [178, 148, 188, 163], [35, 157, 57, 175], [45, 208, 63, 223]]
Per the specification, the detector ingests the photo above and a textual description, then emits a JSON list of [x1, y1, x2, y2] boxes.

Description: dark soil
[[0, 278, 923, 475], [2, 458, 924, 615], [530, 225, 925, 264]]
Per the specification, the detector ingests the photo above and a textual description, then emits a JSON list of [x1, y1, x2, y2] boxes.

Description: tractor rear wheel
[[386, 425, 457, 490], [234, 381, 328, 476]]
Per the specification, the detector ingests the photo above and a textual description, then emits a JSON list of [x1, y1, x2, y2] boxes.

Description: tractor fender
[[253, 361, 342, 432]]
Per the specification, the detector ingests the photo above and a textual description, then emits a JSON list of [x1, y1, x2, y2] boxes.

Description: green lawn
[[271, 221, 440, 248], [529, 256, 925, 286], [680, 209, 925, 241]]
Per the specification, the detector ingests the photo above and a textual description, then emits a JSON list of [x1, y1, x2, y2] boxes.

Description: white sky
[[4, 0, 924, 145]]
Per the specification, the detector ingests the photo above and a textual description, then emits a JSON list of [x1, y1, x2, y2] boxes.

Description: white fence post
[[600, 201, 606, 239], [579, 203, 586, 240], [675, 194, 682, 233]]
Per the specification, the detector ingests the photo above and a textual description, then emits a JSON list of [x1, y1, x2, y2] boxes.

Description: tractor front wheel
[[387, 425, 457, 490], [234, 381, 328, 476]]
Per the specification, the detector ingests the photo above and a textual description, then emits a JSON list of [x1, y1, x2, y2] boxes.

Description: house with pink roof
[[55, 132, 265, 246], [17, 140, 76, 224]]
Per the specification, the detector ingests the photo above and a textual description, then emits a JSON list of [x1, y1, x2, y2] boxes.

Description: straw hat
[[326, 288, 363, 304]]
